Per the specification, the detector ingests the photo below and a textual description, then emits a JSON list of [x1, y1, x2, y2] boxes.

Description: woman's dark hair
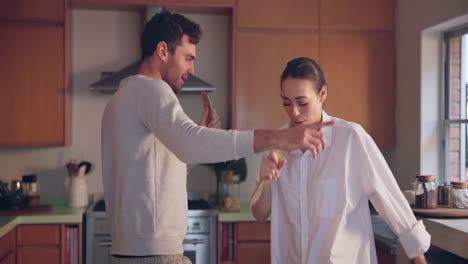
[[280, 57, 327, 93], [141, 10, 201, 60]]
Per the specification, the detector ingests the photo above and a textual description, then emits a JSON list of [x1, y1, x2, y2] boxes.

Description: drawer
[[0, 228, 16, 259], [237, 222, 270, 241], [17, 224, 60, 246]]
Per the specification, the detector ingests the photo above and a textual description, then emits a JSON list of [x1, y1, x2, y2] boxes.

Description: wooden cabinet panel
[[376, 247, 396, 264], [320, 0, 394, 30], [17, 247, 60, 264], [0, 229, 16, 259], [237, 222, 270, 241], [0, 22, 66, 146], [0, 250, 16, 264], [72, 0, 234, 10], [237, 0, 318, 29], [319, 31, 395, 146], [0, 0, 64, 22], [17, 224, 60, 246], [237, 242, 270, 264], [234, 31, 319, 130]]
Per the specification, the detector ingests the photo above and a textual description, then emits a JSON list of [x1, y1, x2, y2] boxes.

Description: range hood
[[90, 61, 215, 94]]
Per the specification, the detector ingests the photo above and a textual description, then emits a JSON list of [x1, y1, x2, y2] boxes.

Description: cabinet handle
[[0, 250, 14, 263], [98, 241, 112, 247], [183, 239, 205, 244]]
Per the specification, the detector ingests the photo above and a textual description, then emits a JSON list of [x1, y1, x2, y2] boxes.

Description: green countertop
[[0, 205, 86, 237], [218, 200, 264, 222]]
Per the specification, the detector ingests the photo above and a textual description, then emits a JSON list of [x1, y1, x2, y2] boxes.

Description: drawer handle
[[98, 241, 112, 247], [0, 250, 14, 262], [183, 239, 205, 244]]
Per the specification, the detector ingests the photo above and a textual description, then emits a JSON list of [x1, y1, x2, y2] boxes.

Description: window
[[444, 27, 468, 183]]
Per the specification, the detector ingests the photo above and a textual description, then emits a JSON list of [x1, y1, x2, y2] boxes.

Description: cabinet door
[[17, 247, 60, 264], [319, 31, 395, 146], [237, 242, 270, 264], [320, 0, 394, 30], [0, 250, 16, 264], [0, 0, 64, 22], [237, 0, 318, 29], [234, 31, 319, 130], [17, 225, 60, 246], [0, 22, 66, 146]]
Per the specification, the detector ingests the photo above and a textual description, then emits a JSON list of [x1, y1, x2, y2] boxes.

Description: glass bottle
[[449, 181, 468, 209], [414, 175, 438, 209], [219, 170, 240, 212]]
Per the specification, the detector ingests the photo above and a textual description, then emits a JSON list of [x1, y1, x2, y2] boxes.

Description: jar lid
[[222, 171, 240, 182], [450, 181, 468, 189], [416, 175, 436, 181]]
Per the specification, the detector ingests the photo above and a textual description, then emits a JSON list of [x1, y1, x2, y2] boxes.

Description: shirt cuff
[[233, 130, 255, 159], [398, 220, 431, 259]]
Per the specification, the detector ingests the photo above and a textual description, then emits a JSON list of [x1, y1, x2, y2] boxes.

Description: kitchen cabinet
[[376, 247, 396, 264], [17, 224, 61, 264], [237, 0, 318, 29], [319, 31, 395, 146], [0, 0, 71, 146], [234, 31, 319, 130], [320, 0, 394, 30], [218, 222, 270, 264], [0, 228, 16, 264], [72, 0, 234, 10], [15, 224, 82, 264], [233, 0, 395, 146]]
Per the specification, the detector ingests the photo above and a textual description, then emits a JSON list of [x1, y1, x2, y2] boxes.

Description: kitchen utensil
[[249, 150, 290, 208], [78, 161, 93, 174], [201, 91, 213, 111]]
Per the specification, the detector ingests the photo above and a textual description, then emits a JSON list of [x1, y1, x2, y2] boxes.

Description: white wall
[[0, 9, 232, 201], [395, 0, 468, 189]]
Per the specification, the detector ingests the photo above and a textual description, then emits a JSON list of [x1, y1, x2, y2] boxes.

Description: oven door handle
[[98, 240, 112, 247], [183, 239, 205, 244]]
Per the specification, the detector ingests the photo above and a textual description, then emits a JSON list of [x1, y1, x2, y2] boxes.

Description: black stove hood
[[89, 61, 215, 94]]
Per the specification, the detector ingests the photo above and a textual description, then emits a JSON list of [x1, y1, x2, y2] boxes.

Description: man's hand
[[258, 120, 334, 158], [199, 107, 221, 129]]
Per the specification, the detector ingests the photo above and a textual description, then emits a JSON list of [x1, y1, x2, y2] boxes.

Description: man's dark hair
[[280, 57, 327, 93], [141, 10, 201, 60]]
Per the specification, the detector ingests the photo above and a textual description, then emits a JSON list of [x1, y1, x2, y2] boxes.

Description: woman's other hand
[[259, 151, 287, 181]]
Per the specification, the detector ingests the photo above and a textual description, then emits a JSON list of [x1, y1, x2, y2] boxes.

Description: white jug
[[65, 165, 88, 207]]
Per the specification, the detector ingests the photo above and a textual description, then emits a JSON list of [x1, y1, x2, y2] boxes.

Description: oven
[[84, 193, 217, 264]]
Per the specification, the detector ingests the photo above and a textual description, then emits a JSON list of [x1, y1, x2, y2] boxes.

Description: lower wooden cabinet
[[0, 228, 16, 264], [0, 223, 82, 264], [218, 222, 270, 264], [376, 247, 396, 264]]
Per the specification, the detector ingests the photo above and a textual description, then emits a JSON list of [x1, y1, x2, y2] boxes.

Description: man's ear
[[156, 41, 169, 62], [319, 85, 328, 102]]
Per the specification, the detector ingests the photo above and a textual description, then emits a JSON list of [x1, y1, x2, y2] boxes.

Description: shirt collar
[[289, 110, 333, 155]]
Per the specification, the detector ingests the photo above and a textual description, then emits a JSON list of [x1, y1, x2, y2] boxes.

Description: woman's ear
[[319, 85, 328, 102], [156, 41, 169, 62]]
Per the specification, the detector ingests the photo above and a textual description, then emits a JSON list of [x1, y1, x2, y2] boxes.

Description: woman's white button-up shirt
[[270, 112, 430, 264]]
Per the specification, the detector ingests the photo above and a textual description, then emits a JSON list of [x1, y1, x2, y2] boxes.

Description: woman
[[250, 57, 430, 264]]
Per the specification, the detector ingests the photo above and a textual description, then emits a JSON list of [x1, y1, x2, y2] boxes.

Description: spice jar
[[219, 171, 240, 212], [449, 181, 468, 209], [437, 182, 450, 206], [414, 175, 438, 209]]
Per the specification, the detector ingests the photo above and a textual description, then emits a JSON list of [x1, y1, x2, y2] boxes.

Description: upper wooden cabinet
[[319, 31, 395, 146], [320, 0, 394, 30], [0, 0, 65, 22], [237, 0, 319, 29], [0, 0, 71, 146], [72, 0, 234, 10], [234, 31, 319, 130]]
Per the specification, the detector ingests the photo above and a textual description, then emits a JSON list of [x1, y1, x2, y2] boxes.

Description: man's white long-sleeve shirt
[[101, 75, 254, 256], [270, 112, 430, 264]]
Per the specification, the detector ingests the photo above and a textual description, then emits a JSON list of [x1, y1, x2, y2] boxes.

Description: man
[[101, 10, 333, 264]]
